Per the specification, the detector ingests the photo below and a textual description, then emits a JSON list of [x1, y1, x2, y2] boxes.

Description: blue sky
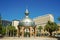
[[0, 0, 60, 23]]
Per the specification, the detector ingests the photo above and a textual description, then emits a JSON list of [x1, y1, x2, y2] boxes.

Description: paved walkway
[[0, 37, 58, 40]]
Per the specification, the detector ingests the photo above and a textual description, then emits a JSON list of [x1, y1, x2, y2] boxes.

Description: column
[[17, 26, 20, 37], [22, 27, 24, 37], [34, 27, 37, 37], [29, 27, 32, 37]]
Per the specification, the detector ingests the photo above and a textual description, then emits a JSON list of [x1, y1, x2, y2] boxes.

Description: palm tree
[[2, 27, 6, 35], [7, 25, 16, 37], [38, 26, 42, 32], [38, 26, 42, 36], [44, 21, 59, 36]]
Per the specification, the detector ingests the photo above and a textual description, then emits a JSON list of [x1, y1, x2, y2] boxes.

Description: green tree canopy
[[7, 25, 16, 31], [38, 26, 42, 32], [2, 27, 6, 35], [7, 25, 17, 36], [44, 21, 59, 36]]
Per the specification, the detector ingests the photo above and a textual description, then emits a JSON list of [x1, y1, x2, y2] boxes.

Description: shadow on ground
[[56, 37, 60, 40]]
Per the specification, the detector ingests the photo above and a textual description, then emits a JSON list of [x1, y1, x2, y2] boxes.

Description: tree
[[44, 21, 59, 36], [7, 25, 17, 37], [2, 27, 6, 35], [37, 26, 42, 36], [0, 14, 2, 34], [38, 26, 42, 32]]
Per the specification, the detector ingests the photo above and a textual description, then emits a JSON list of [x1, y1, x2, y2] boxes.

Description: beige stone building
[[33, 14, 54, 27], [12, 20, 19, 29], [33, 14, 55, 36]]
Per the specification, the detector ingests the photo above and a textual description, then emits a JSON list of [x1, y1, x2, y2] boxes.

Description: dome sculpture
[[19, 9, 35, 27]]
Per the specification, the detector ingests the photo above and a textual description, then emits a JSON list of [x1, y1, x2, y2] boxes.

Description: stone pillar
[[22, 27, 24, 37], [34, 27, 37, 37], [29, 27, 33, 37], [17, 26, 20, 37]]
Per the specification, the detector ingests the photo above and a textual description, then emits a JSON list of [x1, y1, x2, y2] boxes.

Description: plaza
[[0, 8, 60, 38], [0, 37, 58, 40], [0, 0, 60, 40]]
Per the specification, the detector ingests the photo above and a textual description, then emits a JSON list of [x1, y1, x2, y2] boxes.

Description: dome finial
[[26, 9, 29, 13], [25, 8, 29, 16]]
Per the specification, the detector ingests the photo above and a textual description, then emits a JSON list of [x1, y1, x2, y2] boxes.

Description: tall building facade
[[33, 14, 54, 28]]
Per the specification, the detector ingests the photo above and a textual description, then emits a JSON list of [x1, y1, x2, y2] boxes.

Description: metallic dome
[[19, 9, 35, 27]]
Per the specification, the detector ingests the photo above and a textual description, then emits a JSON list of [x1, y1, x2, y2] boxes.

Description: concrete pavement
[[0, 37, 58, 40]]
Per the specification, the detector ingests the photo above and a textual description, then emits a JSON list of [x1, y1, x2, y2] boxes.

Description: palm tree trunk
[[13, 30, 14, 37]]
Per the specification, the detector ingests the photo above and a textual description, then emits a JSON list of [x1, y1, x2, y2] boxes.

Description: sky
[[0, 0, 60, 23]]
